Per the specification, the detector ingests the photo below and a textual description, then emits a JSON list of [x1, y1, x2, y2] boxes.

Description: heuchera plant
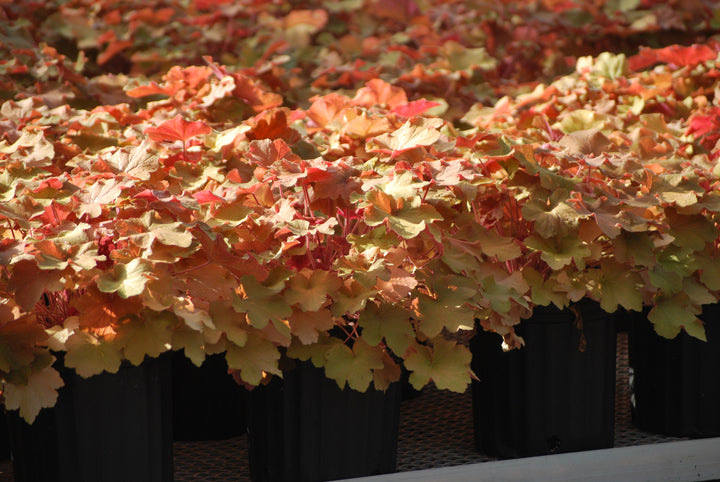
[[0, 65, 488, 422], [462, 45, 720, 344], [2, 0, 720, 424]]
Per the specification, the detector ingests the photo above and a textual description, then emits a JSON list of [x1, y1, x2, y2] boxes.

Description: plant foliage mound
[[1, 0, 720, 422]]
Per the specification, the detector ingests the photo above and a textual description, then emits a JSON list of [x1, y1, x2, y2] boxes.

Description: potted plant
[[4, 3, 720, 479], [621, 43, 720, 438], [458, 47, 720, 456], [0, 50, 480, 480]]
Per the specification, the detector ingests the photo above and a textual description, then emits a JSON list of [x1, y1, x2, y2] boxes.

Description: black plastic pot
[[471, 300, 617, 458], [0, 410, 9, 461], [7, 353, 173, 482], [246, 361, 402, 482], [172, 351, 245, 441], [629, 304, 720, 437]]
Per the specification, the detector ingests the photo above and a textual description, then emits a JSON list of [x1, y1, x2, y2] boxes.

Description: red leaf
[[390, 99, 441, 118], [30, 202, 72, 227], [687, 109, 720, 138], [193, 190, 226, 204], [144, 115, 211, 143], [629, 44, 717, 71]]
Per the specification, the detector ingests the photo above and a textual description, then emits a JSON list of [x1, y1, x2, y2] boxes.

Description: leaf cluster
[[2, 0, 720, 422]]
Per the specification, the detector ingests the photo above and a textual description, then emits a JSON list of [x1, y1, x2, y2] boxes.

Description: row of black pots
[[473, 300, 720, 461], [4, 352, 244, 482], [2, 351, 398, 482], [2, 301, 718, 481], [471, 299, 617, 458], [629, 303, 720, 437]]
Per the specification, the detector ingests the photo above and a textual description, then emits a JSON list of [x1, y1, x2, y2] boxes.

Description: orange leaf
[[306, 93, 352, 127], [288, 308, 334, 345], [126, 82, 177, 98], [144, 115, 211, 143], [7, 261, 62, 312], [97, 40, 133, 66], [246, 110, 298, 142], [352, 79, 407, 109], [232, 74, 284, 112], [72, 287, 143, 329]]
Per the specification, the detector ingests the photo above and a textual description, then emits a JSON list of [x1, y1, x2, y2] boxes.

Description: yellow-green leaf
[[404, 339, 472, 392], [4, 365, 64, 424], [114, 311, 174, 366], [64, 331, 122, 378], [358, 303, 414, 355], [96, 258, 152, 298], [324, 339, 384, 392], [225, 333, 281, 386]]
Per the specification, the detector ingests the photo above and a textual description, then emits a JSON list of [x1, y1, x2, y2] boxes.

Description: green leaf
[[382, 170, 430, 200], [524, 234, 590, 270], [64, 331, 123, 378], [605, 0, 640, 12], [598, 261, 644, 313], [233, 275, 292, 329], [479, 271, 529, 314], [522, 200, 582, 238], [225, 333, 281, 386], [209, 300, 248, 347], [104, 140, 159, 180], [648, 266, 683, 293], [556, 109, 607, 134], [364, 190, 443, 239], [416, 275, 477, 338], [358, 303, 414, 355], [286, 332, 341, 368], [330, 280, 376, 317], [524, 267, 567, 308], [666, 212, 716, 251], [647, 299, 698, 339], [659, 191, 698, 208], [593, 52, 629, 79], [324, 338, 385, 392], [648, 247, 697, 294], [614, 231, 655, 267], [96, 258, 152, 298], [700, 258, 720, 290], [683, 318, 707, 342], [404, 339, 472, 392], [442, 41, 497, 72]]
